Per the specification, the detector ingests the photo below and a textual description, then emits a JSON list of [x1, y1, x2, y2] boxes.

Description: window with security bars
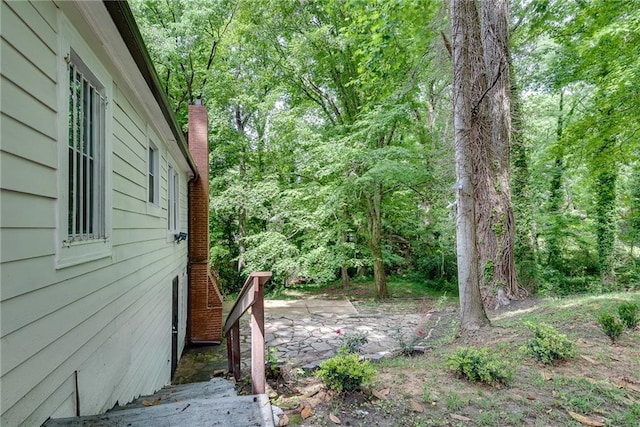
[[67, 57, 106, 242]]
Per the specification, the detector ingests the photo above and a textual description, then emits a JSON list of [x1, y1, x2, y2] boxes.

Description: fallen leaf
[[301, 384, 323, 398], [541, 371, 553, 381], [617, 379, 640, 394], [301, 406, 313, 419], [450, 413, 472, 422], [410, 400, 424, 413], [278, 414, 289, 426], [329, 413, 341, 424], [526, 395, 536, 401], [372, 389, 389, 400], [141, 397, 161, 407], [567, 410, 605, 426], [580, 355, 598, 365]]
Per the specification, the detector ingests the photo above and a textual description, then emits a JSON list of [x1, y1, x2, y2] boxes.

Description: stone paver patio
[[238, 298, 450, 368], [174, 298, 456, 383]]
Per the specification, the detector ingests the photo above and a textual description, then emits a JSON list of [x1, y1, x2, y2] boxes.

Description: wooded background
[[131, 0, 640, 306]]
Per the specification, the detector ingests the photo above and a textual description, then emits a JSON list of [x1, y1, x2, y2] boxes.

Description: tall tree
[[450, 0, 491, 330], [235, 0, 438, 297], [473, 0, 519, 308], [130, 0, 235, 125]]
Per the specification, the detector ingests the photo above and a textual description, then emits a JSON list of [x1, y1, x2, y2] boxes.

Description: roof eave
[[102, 0, 198, 180]]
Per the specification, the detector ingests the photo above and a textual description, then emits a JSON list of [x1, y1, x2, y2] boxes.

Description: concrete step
[[44, 379, 275, 427], [109, 378, 238, 411], [45, 394, 274, 427]]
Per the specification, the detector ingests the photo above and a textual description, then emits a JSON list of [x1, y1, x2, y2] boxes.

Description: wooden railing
[[223, 271, 272, 394]]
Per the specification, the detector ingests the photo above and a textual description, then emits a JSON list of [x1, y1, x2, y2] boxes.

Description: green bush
[[316, 352, 376, 393], [523, 322, 576, 364], [446, 347, 513, 386], [618, 302, 639, 329], [339, 331, 369, 354], [393, 327, 427, 356], [597, 312, 623, 342]]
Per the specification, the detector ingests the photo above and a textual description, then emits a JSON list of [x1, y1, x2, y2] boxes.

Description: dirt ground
[[174, 288, 640, 426], [259, 292, 640, 427]]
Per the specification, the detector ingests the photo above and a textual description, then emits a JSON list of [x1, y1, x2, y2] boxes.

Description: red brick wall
[[188, 104, 223, 343]]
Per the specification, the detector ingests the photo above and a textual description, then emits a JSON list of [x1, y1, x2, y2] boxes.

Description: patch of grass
[[511, 293, 639, 328], [611, 402, 640, 427], [279, 275, 457, 300], [421, 385, 432, 404], [445, 391, 467, 412], [552, 375, 629, 415], [476, 410, 500, 426]]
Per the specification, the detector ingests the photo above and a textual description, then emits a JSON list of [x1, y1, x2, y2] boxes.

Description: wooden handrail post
[[251, 276, 265, 394], [223, 272, 271, 394], [231, 322, 241, 380], [226, 328, 233, 373]]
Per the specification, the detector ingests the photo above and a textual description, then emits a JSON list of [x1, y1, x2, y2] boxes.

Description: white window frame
[[167, 164, 180, 237], [148, 141, 159, 204], [56, 13, 112, 269], [146, 138, 162, 217]]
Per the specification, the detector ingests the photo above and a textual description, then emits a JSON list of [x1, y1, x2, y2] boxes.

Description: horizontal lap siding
[[0, 2, 192, 426]]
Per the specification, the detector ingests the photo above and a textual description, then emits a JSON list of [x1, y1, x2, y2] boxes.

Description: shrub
[[597, 312, 623, 342], [618, 302, 639, 329], [523, 322, 576, 364], [266, 347, 281, 379], [394, 327, 427, 356], [338, 330, 368, 354], [446, 347, 513, 386], [316, 352, 376, 393]]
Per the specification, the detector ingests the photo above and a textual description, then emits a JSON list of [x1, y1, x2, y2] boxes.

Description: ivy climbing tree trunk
[[547, 90, 565, 270], [595, 156, 617, 286], [630, 164, 640, 264], [511, 78, 537, 290], [473, 0, 519, 308], [451, 0, 490, 330], [235, 105, 249, 274]]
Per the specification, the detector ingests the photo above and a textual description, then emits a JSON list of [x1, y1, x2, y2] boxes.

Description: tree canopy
[[132, 0, 639, 308]]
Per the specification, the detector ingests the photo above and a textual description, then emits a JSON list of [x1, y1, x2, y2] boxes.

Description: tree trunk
[[596, 165, 617, 286], [547, 90, 565, 270], [236, 106, 247, 273], [341, 205, 351, 288], [474, 0, 518, 308], [451, 0, 490, 330], [366, 181, 388, 299], [511, 78, 537, 290], [341, 264, 350, 288]]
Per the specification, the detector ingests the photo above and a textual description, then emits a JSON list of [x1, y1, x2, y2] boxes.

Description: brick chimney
[[188, 102, 223, 343]]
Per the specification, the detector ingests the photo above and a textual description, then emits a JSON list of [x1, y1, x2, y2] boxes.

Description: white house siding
[[0, 1, 191, 426]]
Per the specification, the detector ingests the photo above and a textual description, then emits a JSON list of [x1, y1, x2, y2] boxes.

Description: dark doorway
[[171, 276, 179, 377]]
